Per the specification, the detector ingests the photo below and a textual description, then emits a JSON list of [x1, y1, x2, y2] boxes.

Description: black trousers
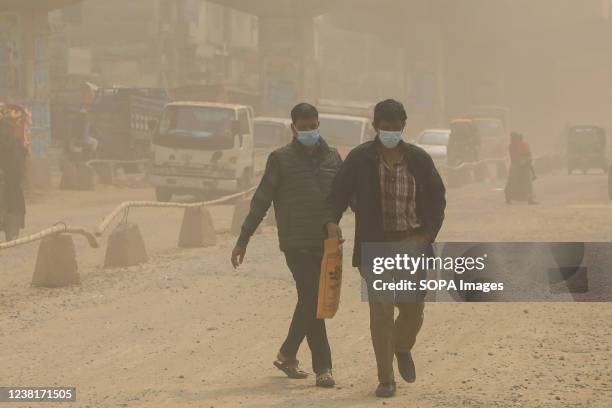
[[280, 250, 332, 375]]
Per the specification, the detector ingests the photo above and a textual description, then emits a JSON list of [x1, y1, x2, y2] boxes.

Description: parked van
[[149, 102, 254, 201]]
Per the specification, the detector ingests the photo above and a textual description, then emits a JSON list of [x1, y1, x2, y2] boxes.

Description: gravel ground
[[1, 169, 612, 407]]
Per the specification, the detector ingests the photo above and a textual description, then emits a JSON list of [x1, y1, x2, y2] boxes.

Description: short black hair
[[373, 99, 407, 124], [291, 102, 318, 123]]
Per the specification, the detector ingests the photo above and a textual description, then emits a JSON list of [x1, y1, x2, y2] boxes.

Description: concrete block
[[178, 206, 216, 248], [32, 233, 80, 288], [231, 198, 251, 236], [104, 223, 148, 268]]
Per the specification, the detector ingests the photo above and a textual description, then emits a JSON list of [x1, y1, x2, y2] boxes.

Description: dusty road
[[1, 169, 612, 407]]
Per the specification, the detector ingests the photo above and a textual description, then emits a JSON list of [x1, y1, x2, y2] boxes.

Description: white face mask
[[378, 129, 403, 148]]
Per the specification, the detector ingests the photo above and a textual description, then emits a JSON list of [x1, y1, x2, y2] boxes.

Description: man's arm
[[326, 150, 357, 225], [322, 150, 345, 240], [236, 152, 280, 248], [423, 156, 446, 242]]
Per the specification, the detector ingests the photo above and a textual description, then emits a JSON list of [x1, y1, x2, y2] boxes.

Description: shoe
[[375, 382, 396, 398], [273, 355, 308, 379], [396, 351, 416, 383], [315, 370, 335, 388]]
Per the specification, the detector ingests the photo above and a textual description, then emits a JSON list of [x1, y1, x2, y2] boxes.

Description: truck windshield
[[318, 117, 364, 147], [157, 106, 235, 150]]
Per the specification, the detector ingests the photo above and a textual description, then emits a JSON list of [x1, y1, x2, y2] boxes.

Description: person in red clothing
[[505, 132, 537, 204]]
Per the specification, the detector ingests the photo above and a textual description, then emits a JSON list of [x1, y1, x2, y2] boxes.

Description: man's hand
[[325, 223, 344, 243], [231, 245, 246, 268]]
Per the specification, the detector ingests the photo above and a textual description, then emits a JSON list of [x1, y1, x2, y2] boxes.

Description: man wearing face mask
[[230, 103, 342, 388], [326, 99, 446, 398]]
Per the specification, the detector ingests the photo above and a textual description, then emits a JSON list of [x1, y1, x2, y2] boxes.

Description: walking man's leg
[[369, 301, 396, 396], [394, 301, 425, 383], [300, 253, 333, 383], [279, 251, 333, 385], [276, 251, 310, 378]]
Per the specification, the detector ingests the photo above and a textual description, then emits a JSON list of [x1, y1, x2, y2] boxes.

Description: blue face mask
[[378, 129, 403, 148], [296, 128, 320, 147]]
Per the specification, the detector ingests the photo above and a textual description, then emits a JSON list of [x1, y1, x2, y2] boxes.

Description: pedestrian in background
[[505, 132, 537, 204]]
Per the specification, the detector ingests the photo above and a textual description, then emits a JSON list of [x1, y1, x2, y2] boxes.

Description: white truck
[[149, 102, 255, 201]]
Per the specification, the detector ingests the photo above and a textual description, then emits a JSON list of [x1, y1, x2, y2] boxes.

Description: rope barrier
[[0, 223, 99, 251], [94, 186, 257, 236], [1, 185, 257, 250]]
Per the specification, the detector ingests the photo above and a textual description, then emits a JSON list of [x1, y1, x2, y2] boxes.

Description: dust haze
[[1, 1, 612, 407]]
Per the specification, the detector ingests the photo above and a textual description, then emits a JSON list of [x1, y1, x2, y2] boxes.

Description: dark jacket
[[237, 137, 342, 253], [328, 138, 446, 266]]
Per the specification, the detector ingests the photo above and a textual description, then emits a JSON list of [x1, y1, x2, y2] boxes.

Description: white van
[[149, 102, 255, 201], [318, 113, 374, 158]]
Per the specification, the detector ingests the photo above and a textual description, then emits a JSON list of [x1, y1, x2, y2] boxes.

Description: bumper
[[148, 174, 238, 192]]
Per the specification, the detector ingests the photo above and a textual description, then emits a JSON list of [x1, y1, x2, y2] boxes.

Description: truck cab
[[149, 102, 255, 201]]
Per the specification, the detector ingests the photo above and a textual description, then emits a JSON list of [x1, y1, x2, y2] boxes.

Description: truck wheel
[[156, 187, 172, 202]]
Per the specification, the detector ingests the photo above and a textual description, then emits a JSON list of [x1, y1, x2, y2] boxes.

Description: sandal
[[273, 359, 309, 379], [315, 370, 336, 388]]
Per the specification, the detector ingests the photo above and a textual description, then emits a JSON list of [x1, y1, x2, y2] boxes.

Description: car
[[414, 129, 450, 160], [318, 113, 374, 158]]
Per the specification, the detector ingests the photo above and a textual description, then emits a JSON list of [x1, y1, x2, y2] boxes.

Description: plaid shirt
[[379, 155, 421, 232]]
